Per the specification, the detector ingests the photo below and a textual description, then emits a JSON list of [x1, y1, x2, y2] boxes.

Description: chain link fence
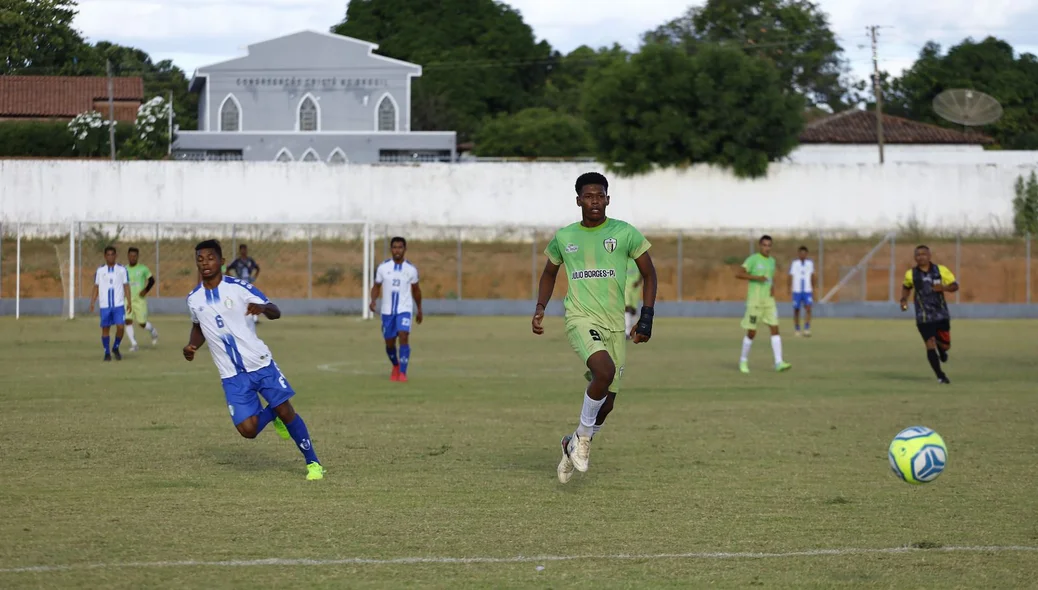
[[1, 222, 1034, 314]]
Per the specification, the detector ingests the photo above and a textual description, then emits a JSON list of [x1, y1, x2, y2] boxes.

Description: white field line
[[3, 545, 1037, 574]]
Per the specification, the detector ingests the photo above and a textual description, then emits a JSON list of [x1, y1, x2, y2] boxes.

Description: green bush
[[0, 119, 134, 158]]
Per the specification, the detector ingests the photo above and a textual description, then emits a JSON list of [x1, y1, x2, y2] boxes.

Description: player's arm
[[735, 261, 765, 282], [532, 259, 561, 335], [122, 272, 132, 313], [900, 270, 913, 311], [141, 276, 155, 298], [933, 267, 959, 293], [411, 281, 423, 324], [183, 323, 205, 361], [251, 259, 260, 281], [632, 252, 657, 343], [89, 282, 98, 312]]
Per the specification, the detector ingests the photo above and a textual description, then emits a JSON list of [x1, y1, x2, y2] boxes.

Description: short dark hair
[[759, 235, 773, 244], [239, 244, 247, 250], [575, 172, 608, 195], [127, 247, 139, 254], [915, 244, 930, 252], [390, 236, 407, 248], [195, 239, 223, 259], [104, 246, 116, 255], [798, 245, 808, 252]]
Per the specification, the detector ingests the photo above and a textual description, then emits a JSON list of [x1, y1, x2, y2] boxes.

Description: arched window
[[219, 94, 241, 132], [301, 148, 320, 162], [297, 94, 320, 131], [274, 148, 293, 162], [327, 148, 348, 165], [376, 94, 398, 132]]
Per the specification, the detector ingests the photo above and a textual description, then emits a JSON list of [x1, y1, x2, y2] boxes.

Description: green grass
[[1, 316, 1037, 589]]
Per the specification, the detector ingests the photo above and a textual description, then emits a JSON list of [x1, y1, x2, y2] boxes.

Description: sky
[[75, 0, 1038, 85]]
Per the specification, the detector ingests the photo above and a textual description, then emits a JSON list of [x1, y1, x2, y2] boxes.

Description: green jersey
[[546, 218, 651, 332], [127, 264, 152, 301], [742, 253, 776, 304]]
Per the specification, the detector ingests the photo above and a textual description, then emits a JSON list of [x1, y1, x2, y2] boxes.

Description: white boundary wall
[[2, 160, 1036, 233]]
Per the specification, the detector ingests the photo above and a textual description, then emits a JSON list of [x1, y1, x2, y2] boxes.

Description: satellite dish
[[932, 89, 1003, 126]]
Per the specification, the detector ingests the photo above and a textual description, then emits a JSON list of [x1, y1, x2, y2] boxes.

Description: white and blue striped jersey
[[374, 259, 419, 316], [789, 259, 815, 294], [95, 264, 129, 309], [188, 276, 274, 380]]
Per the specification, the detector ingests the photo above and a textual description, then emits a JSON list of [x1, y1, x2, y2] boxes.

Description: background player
[[735, 235, 791, 373], [124, 247, 159, 351], [369, 237, 423, 382], [532, 172, 657, 484], [900, 245, 959, 384], [624, 257, 642, 339], [89, 246, 131, 361], [183, 240, 324, 480], [228, 244, 261, 331], [788, 245, 816, 337]]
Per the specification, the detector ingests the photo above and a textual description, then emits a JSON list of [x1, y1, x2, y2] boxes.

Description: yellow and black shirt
[[903, 264, 957, 324]]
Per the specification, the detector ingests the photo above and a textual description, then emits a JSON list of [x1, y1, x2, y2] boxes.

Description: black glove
[[635, 306, 654, 340]]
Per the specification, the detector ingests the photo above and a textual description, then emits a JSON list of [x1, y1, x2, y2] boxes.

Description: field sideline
[[2, 316, 1037, 588]]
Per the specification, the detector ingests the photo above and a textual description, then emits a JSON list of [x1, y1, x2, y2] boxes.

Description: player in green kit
[[532, 172, 657, 483], [735, 235, 791, 373], [124, 247, 159, 351]]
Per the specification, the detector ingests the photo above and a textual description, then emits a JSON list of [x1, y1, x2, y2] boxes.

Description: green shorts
[[624, 281, 640, 309], [566, 318, 626, 393], [741, 300, 778, 331], [127, 299, 148, 325]]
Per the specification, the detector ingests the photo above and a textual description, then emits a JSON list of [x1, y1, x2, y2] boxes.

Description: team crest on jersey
[[224, 298, 234, 309], [603, 237, 617, 253], [565, 243, 579, 253]]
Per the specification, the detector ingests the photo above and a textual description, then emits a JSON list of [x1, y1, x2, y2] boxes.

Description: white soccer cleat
[[557, 435, 575, 484], [569, 434, 592, 473], [151, 330, 159, 347], [130, 344, 139, 352]]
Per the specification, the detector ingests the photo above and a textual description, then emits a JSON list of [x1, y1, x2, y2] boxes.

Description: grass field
[[2, 316, 1037, 588]]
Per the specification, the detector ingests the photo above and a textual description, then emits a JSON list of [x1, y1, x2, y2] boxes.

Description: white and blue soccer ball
[[888, 426, 948, 485]]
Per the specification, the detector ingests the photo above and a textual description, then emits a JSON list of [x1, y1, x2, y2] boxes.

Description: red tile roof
[[799, 110, 994, 145], [0, 76, 145, 120]]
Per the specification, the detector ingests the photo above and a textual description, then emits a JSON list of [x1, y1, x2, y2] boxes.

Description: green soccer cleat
[[775, 362, 792, 372], [739, 361, 750, 374], [272, 417, 290, 440], [306, 462, 325, 481]]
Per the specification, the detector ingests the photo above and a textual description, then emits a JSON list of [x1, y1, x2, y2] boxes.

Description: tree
[[643, 0, 856, 110], [581, 42, 804, 178], [1013, 171, 1038, 237], [0, 0, 89, 75], [473, 107, 593, 158], [332, 0, 552, 140], [885, 37, 1038, 149], [540, 44, 629, 115]]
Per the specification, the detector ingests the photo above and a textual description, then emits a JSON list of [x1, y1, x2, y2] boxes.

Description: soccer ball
[[888, 426, 948, 485]]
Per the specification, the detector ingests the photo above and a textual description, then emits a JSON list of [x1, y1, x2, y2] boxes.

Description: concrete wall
[[787, 144, 1038, 166], [2, 161, 1035, 233]]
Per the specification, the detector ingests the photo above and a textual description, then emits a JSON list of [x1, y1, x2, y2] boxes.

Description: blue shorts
[[792, 292, 814, 310], [381, 312, 412, 339], [221, 361, 296, 426], [99, 306, 125, 328]]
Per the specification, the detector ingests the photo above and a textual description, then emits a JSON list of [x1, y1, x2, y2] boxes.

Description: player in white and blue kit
[[788, 246, 816, 337], [89, 246, 132, 361], [183, 240, 324, 480], [369, 237, 423, 382]]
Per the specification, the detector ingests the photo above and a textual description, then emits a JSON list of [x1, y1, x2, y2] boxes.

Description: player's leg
[[624, 306, 636, 339], [739, 306, 758, 373], [259, 362, 323, 479], [917, 323, 949, 383], [803, 294, 813, 336], [591, 332, 625, 439], [124, 312, 138, 351], [764, 304, 791, 372], [936, 319, 951, 362], [563, 323, 615, 474], [792, 295, 802, 335], [382, 314, 401, 380], [100, 308, 113, 361], [111, 307, 126, 360], [397, 313, 413, 380], [137, 299, 158, 345]]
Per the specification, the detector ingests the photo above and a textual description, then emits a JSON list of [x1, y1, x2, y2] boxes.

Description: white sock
[[144, 322, 157, 336], [624, 311, 636, 334], [740, 336, 753, 363], [125, 324, 137, 346], [771, 335, 783, 364], [577, 391, 607, 438]]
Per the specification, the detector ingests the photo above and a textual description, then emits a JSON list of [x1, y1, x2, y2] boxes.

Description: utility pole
[[106, 59, 116, 161], [868, 26, 885, 164]]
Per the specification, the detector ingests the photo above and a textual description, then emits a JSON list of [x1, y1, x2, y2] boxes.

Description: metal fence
[[1, 222, 1034, 317]]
